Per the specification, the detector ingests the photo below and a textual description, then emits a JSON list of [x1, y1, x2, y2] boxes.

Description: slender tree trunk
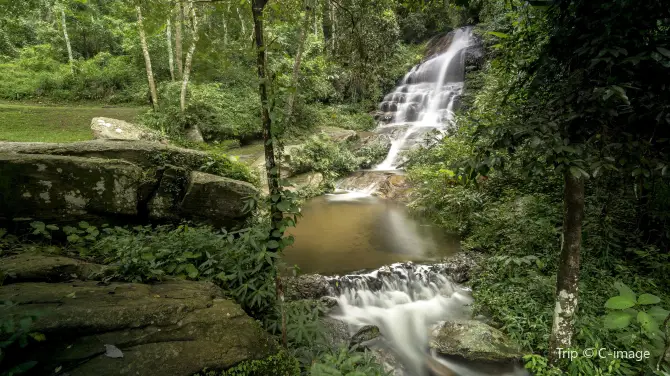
[[60, 5, 74, 74], [167, 18, 175, 81], [238, 6, 247, 39], [181, 4, 203, 142], [321, 0, 332, 50], [137, 6, 158, 109], [223, 3, 231, 45], [548, 172, 584, 364], [175, 1, 184, 79], [286, 3, 312, 121], [252, 0, 287, 347]]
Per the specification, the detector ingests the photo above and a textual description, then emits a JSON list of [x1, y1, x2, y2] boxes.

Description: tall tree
[[174, 0, 184, 79], [180, 3, 203, 141], [59, 2, 74, 74], [136, 5, 158, 108], [285, 1, 312, 121], [166, 17, 175, 81]]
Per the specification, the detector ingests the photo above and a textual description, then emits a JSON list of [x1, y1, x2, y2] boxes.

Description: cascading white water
[[375, 27, 472, 171], [327, 264, 530, 376]]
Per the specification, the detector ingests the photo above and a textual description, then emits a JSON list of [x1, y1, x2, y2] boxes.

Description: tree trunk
[[321, 0, 332, 49], [167, 18, 175, 81], [60, 5, 74, 74], [285, 3, 312, 121], [238, 6, 247, 40], [223, 2, 231, 45], [548, 171, 584, 364], [175, 1, 184, 79], [137, 6, 158, 109], [252, 0, 287, 347], [180, 4, 203, 142]]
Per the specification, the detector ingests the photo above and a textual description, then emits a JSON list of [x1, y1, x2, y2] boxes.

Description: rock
[[0, 142, 259, 227], [284, 274, 331, 301], [0, 140, 214, 171], [0, 280, 278, 376], [287, 172, 324, 192], [441, 253, 479, 284], [180, 172, 258, 225], [350, 325, 381, 349], [91, 117, 162, 142], [0, 153, 143, 221], [430, 320, 523, 362], [0, 253, 111, 284], [317, 126, 357, 143], [320, 317, 350, 350]]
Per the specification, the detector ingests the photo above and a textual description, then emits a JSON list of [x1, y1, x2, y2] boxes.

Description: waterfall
[[327, 263, 529, 376], [374, 27, 472, 171]]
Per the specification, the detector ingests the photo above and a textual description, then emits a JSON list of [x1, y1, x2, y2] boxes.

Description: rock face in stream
[[430, 320, 524, 362], [0, 275, 278, 375], [0, 140, 257, 227]]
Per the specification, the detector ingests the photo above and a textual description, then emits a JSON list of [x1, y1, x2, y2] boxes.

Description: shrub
[[141, 82, 261, 142], [287, 134, 360, 178]]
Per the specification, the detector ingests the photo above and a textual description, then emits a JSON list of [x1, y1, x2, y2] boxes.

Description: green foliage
[[310, 347, 389, 376], [354, 138, 390, 169], [140, 82, 261, 142], [0, 302, 42, 376], [196, 351, 300, 376], [288, 134, 360, 179]]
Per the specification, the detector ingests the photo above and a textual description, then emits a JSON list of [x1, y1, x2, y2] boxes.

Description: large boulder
[[430, 320, 523, 363], [0, 141, 259, 227], [0, 280, 278, 376], [284, 274, 331, 301], [0, 252, 112, 284], [91, 117, 162, 142]]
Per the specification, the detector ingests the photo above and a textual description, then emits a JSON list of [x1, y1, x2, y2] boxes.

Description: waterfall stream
[[375, 27, 472, 170], [286, 27, 528, 376]]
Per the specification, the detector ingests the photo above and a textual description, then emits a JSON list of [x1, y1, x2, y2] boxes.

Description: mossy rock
[[430, 320, 523, 362], [0, 280, 279, 376]]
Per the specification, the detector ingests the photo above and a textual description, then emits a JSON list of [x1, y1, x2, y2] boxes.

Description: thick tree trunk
[[167, 18, 175, 81], [285, 3, 312, 121], [60, 5, 74, 74], [137, 6, 158, 109], [181, 5, 203, 142], [548, 171, 584, 364], [175, 1, 184, 79]]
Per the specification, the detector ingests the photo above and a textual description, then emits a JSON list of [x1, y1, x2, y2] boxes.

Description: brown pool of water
[[283, 193, 460, 275]]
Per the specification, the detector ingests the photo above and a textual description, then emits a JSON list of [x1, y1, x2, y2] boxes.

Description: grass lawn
[[0, 101, 147, 143]]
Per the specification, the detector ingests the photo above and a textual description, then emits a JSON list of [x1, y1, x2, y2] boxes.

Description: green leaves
[[637, 294, 661, 305], [604, 295, 636, 310], [486, 31, 510, 39], [614, 281, 636, 301], [603, 311, 633, 329]]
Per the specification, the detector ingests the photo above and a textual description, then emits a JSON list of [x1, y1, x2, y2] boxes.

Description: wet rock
[[0, 280, 278, 376], [441, 253, 478, 283], [317, 126, 357, 143], [320, 317, 350, 350], [0, 253, 112, 284], [350, 325, 381, 349], [430, 320, 523, 362], [284, 274, 331, 301], [91, 117, 162, 142], [286, 172, 325, 192]]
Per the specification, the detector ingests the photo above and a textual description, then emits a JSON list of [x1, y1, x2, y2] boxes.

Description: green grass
[[0, 101, 147, 143]]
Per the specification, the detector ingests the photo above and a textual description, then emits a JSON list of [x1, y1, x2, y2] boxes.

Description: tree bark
[[167, 18, 175, 81], [285, 3, 312, 121], [548, 171, 584, 364], [180, 4, 203, 142], [137, 6, 159, 109], [252, 0, 287, 347], [175, 1, 184, 79], [238, 6, 247, 40], [321, 0, 332, 49], [60, 5, 74, 74]]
